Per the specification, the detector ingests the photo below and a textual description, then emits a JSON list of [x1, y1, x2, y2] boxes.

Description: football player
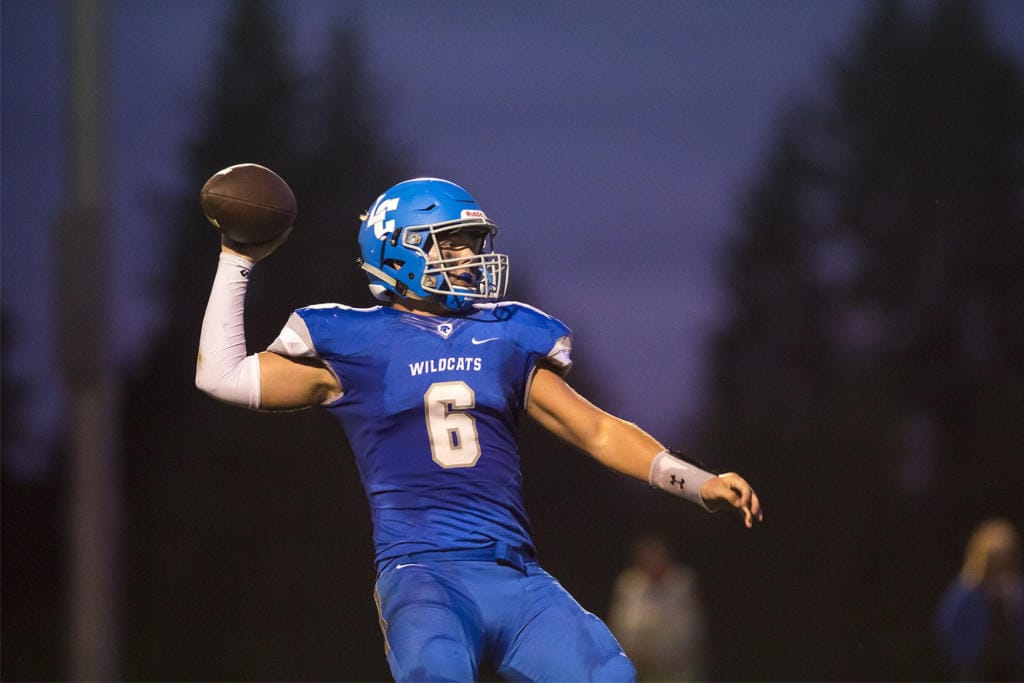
[[196, 177, 762, 681]]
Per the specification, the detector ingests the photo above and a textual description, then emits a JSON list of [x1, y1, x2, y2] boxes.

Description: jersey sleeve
[[265, 304, 378, 404], [266, 311, 319, 358], [496, 302, 573, 409], [266, 303, 377, 360], [544, 333, 573, 376], [508, 301, 573, 376]]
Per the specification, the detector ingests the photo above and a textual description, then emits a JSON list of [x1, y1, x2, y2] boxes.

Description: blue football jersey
[[267, 301, 573, 571]]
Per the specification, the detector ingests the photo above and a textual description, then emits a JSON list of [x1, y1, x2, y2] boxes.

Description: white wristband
[[195, 253, 262, 408], [648, 450, 716, 511]]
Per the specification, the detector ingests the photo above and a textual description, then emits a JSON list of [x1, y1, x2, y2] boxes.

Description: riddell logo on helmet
[[462, 210, 487, 220]]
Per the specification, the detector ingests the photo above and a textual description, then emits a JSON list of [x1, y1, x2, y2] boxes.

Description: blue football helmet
[[357, 178, 509, 312]]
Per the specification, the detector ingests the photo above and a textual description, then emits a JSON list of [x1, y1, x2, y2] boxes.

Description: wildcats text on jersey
[[408, 356, 483, 376]]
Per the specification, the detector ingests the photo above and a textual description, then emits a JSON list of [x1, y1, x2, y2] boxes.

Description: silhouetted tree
[[122, 2, 402, 680], [1, 315, 64, 681], [827, 0, 1024, 481], [1, 314, 29, 472], [710, 106, 834, 457], [704, 1, 1023, 679]]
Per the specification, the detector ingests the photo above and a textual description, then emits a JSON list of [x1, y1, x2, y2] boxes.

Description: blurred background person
[[934, 518, 1024, 681], [608, 535, 709, 682]]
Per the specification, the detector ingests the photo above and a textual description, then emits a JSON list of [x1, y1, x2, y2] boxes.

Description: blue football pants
[[374, 559, 636, 682]]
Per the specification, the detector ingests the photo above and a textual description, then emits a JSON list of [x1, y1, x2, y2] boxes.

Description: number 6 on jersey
[[424, 381, 482, 468]]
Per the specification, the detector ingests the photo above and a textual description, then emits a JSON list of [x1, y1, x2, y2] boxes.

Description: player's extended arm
[[526, 366, 762, 527], [195, 236, 341, 411]]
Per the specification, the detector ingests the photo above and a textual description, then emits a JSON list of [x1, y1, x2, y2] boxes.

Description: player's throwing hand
[[221, 227, 292, 264]]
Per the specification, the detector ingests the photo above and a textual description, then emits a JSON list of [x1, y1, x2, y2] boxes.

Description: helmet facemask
[[411, 221, 509, 308]]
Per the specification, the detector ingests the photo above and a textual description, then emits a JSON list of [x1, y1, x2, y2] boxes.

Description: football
[[200, 163, 297, 244]]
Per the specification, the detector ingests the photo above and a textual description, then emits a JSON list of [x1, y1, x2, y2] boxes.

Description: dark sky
[[3, 0, 1023, 479]]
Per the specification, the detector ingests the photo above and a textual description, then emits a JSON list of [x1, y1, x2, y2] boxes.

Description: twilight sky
[[3, 0, 1023, 479]]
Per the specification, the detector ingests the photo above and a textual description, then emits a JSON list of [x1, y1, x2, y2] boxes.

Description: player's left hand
[[700, 473, 763, 528]]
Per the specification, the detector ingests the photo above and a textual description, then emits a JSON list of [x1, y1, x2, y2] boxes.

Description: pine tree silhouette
[[704, 1, 1024, 679]]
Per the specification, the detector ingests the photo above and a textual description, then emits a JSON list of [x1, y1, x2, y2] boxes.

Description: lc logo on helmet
[[369, 197, 400, 239]]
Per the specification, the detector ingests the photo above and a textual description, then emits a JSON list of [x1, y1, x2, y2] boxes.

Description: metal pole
[[60, 0, 121, 679]]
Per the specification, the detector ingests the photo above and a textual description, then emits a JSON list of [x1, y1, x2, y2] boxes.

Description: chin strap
[[359, 257, 481, 313], [359, 260, 429, 301]]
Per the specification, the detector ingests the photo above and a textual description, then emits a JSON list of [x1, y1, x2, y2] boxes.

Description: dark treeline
[[701, 0, 1024, 679]]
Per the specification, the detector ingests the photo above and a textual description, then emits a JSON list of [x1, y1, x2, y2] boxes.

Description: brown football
[[200, 163, 297, 244]]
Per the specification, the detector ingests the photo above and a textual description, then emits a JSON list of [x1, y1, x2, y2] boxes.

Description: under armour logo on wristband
[[669, 474, 686, 490]]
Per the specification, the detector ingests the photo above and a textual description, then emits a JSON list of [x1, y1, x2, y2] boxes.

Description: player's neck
[[390, 299, 451, 317]]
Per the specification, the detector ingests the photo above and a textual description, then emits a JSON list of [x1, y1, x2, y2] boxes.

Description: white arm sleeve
[[195, 253, 262, 409]]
